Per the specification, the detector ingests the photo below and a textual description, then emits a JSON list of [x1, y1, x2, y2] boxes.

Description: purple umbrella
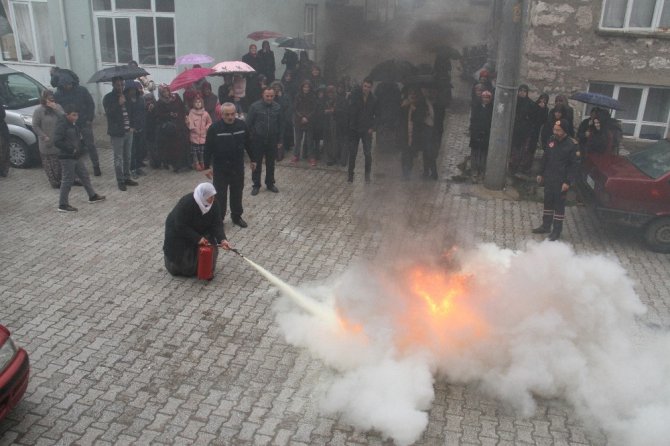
[[174, 53, 214, 66]]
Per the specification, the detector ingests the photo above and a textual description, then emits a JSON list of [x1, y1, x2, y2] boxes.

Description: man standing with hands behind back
[[246, 86, 283, 196], [204, 103, 256, 228]]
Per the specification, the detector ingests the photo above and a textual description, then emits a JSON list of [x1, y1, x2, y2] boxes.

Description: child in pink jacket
[[187, 95, 212, 171]]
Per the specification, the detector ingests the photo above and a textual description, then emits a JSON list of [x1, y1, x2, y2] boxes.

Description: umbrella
[[174, 53, 214, 66], [368, 59, 417, 83], [88, 65, 150, 83], [210, 61, 256, 75], [169, 67, 215, 91], [277, 37, 315, 50], [247, 31, 284, 41], [570, 91, 623, 110]]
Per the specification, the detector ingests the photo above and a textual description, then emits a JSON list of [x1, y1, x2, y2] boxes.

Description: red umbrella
[[247, 31, 284, 41], [169, 67, 215, 91]]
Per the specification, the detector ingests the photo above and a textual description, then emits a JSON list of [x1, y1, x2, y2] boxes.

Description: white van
[[0, 64, 47, 168]]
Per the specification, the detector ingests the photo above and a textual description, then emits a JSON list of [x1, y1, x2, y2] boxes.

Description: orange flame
[[397, 265, 489, 353]]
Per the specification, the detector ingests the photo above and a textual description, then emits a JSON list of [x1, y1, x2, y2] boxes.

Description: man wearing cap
[[532, 119, 579, 241]]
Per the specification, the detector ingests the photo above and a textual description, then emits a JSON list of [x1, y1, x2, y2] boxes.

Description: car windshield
[[626, 140, 670, 179], [0, 72, 44, 109]]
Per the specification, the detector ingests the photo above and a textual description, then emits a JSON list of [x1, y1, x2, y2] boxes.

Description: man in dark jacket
[[469, 89, 494, 179], [509, 84, 536, 174], [204, 103, 256, 228], [532, 119, 579, 241], [54, 72, 101, 176], [348, 78, 377, 183], [246, 87, 284, 196], [103, 76, 138, 191], [54, 104, 105, 212]]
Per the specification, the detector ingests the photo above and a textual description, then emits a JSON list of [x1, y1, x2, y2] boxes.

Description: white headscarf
[[193, 183, 217, 215]]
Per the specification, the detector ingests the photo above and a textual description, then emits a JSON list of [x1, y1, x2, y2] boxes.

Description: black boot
[[532, 214, 553, 234], [548, 219, 563, 241]]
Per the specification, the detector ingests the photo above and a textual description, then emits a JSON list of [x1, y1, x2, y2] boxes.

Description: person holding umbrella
[[103, 76, 138, 191]]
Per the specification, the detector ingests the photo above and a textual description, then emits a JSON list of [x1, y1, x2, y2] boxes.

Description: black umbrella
[[277, 37, 315, 50], [88, 65, 150, 83], [368, 59, 417, 83], [570, 92, 623, 110]]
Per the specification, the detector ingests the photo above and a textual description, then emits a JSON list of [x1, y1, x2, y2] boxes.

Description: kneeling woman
[[164, 183, 232, 276]]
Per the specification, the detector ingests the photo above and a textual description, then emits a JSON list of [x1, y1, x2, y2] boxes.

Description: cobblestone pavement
[[1, 105, 668, 446]]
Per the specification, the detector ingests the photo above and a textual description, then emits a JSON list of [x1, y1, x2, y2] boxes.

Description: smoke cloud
[[274, 241, 670, 445]]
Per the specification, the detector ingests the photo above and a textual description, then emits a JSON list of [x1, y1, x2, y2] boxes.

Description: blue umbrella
[[570, 92, 623, 110]]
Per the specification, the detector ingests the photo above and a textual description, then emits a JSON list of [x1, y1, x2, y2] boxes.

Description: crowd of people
[[468, 71, 623, 181], [30, 43, 623, 273], [467, 70, 623, 241]]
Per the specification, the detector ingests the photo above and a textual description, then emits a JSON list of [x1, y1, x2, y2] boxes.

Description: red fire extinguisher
[[197, 244, 214, 280]]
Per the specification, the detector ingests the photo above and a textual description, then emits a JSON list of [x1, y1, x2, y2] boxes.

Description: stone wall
[[521, 0, 670, 98]]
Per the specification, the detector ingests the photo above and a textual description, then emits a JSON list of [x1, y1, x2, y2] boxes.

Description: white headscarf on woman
[[193, 183, 217, 215]]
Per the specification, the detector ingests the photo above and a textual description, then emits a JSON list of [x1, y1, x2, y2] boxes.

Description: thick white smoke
[[274, 241, 670, 445]]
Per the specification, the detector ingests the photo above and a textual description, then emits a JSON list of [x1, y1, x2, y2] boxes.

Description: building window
[[589, 82, 670, 140], [0, 0, 53, 64], [93, 0, 175, 66], [304, 4, 317, 48], [600, 0, 670, 32], [365, 0, 396, 22]]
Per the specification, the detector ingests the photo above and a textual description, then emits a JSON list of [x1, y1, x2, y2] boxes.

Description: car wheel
[[644, 217, 670, 253], [9, 136, 32, 168]]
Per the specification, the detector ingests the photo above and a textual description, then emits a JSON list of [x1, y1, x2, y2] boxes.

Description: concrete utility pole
[[484, 0, 524, 190]]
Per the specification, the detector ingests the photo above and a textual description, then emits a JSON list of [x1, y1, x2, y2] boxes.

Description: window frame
[[599, 0, 670, 33], [1, 0, 53, 65], [588, 81, 670, 140], [91, 0, 175, 67]]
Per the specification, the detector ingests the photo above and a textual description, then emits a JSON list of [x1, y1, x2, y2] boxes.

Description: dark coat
[[204, 118, 254, 173], [103, 91, 133, 137], [54, 85, 95, 124], [469, 102, 493, 148], [398, 101, 431, 151], [281, 50, 298, 72], [512, 96, 536, 143], [348, 89, 377, 134], [163, 193, 226, 267], [246, 100, 284, 146], [293, 90, 318, 129], [54, 116, 84, 159], [258, 49, 276, 81], [154, 95, 188, 166], [540, 135, 578, 189]]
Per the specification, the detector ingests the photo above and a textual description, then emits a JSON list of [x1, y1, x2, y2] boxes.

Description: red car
[[0, 324, 29, 421], [580, 139, 670, 252], [582, 140, 670, 252]]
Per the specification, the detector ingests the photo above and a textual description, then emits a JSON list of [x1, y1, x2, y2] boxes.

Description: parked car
[[0, 324, 29, 421], [0, 64, 47, 168], [580, 139, 670, 252]]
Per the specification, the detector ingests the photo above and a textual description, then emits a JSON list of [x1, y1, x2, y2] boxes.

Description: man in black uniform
[[204, 103, 256, 228], [532, 119, 579, 241], [246, 86, 284, 196]]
